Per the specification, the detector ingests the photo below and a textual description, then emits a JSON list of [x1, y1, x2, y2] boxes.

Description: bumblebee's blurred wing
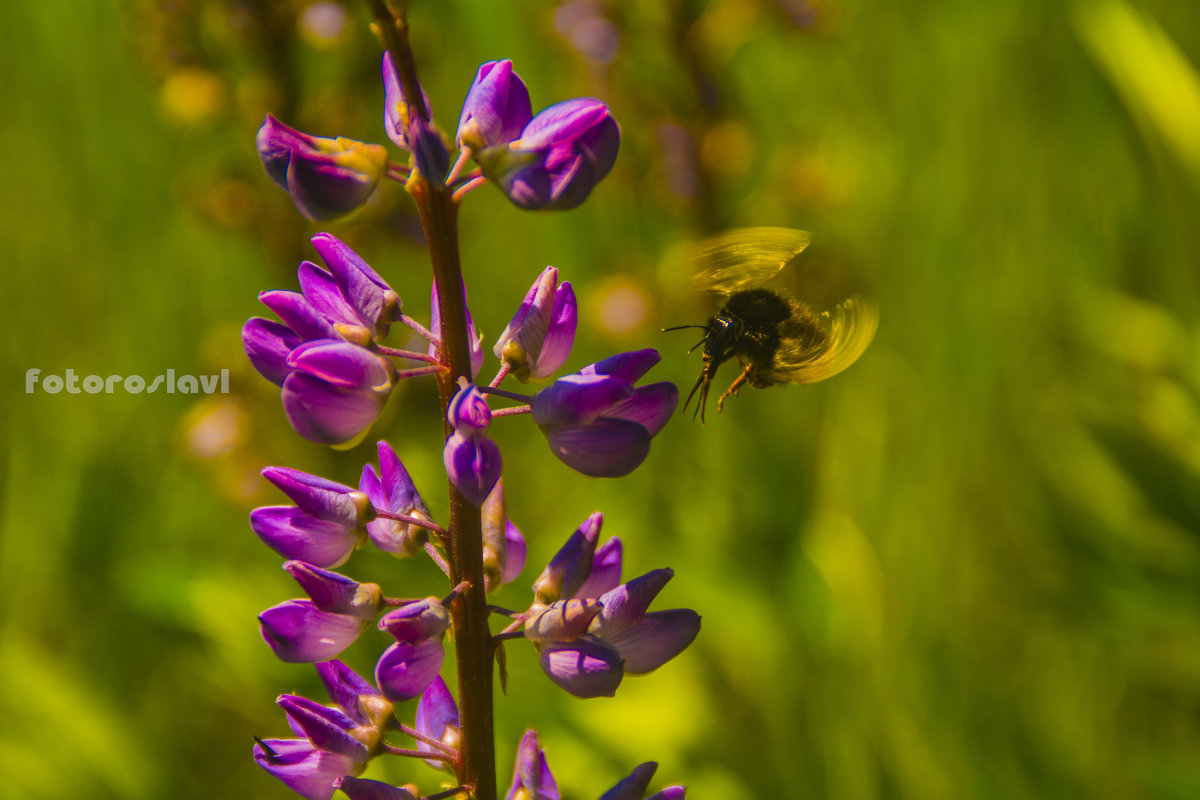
[[773, 293, 878, 384], [691, 227, 812, 295]]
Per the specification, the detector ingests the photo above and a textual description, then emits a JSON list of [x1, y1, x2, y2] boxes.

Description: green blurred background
[[4, 0, 1200, 798]]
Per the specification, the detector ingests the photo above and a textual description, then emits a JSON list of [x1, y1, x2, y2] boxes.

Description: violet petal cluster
[[243, 234, 402, 447], [494, 266, 577, 382], [258, 561, 385, 663], [257, 115, 388, 221], [526, 514, 700, 698], [443, 382, 502, 505], [457, 60, 620, 210], [375, 596, 451, 702], [254, 660, 395, 800], [360, 440, 432, 558], [532, 349, 678, 478], [250, 467, 374, 568]]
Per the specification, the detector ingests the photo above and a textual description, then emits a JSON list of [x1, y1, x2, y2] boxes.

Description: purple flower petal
[[604, 382, 679, 437], [415, 674, 459, 769], [250, 506, 359, 568], [533, 511, 602, 604], [310, 233, 400, 334], [243, 317, 303, 386], [260, 290, 340, 341], [538, 636, 624, 698], [338, 777, 418, 800], [254, 738, 359, 800], [282, 372, 388, 447], [429, 279, 484, 379], [581, 348, 661, 384], [604, 608, 701, 675], [507, 730, 559, 800], [316, 660, 383, 726], [599, 762, 659, 800], [501, 521, 527, 585], [533, 281, 577, 379], [262, 467, 369, 528], [375, 637, 446, 702], [283, 561, 381, 618], [260, 600, 368, 663], [287, 340, 393, 391], [531, 374, 632, 427], [297, 261, 366, 335], [457, 59, 533, 149], [382, 53, 433, 150], [377, 598, 450, 644], [575, 537, 622, 599], [277, 694, 368, 760], [542, 416, 651, 478], [590, 569, 674, 637], [443, 431, 502, 507]]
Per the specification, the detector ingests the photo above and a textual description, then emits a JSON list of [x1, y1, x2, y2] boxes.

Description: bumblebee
[[669, 227, 878, 422]]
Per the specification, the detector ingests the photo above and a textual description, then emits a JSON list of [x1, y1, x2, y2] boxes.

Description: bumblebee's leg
[[716, 363, 754, 412]]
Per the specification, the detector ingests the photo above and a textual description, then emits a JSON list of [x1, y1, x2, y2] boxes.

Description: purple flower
[[443, 383, 502, 506], [257, 114, 388, 221], [253, 694, 375, 800], [360, 441, 432, 558], [494, 266, 577, 382], [374, 597, 450, 702], [258, 562, 384, 663], [414, 674, 460, 770], [457, 60, 533, 150], [480, 98, 620, 211], [243, 235, 405, 447], [532, 349, 677, 478], [251, 467, 373, 567], [507, 730, 559, 800], [527, 525, 699, 699]]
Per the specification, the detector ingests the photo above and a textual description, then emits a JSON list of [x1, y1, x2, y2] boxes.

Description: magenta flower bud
[[259, 290, 342, 342], [538, 636, 624, 698], [375, 598, 450, 702], [532, 349, 677, 478], [415, 675, 460, 770], [309, 233, 402, 340], [262, 467, 374, 530], [507, 730, 560, 800], [282, 340, 396, 447], [647, 787, 686, 800], [257, 114, 388, 221], [243, 317, 304, 386], [250, 506, 362, 568], [533, 511, 603, 604], [380, 54, 448, 183], [429, 279, 485, 379], [494, 266, 577, 382], [457, 59, 533, 150], [481, 98, 620, 211], [360, 441, 432, 558], [337, 777, 418, 800], [282, 561, 384, 619]]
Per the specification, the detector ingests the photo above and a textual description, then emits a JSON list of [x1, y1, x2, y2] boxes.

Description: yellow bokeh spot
[[159, 67, 224, 125]]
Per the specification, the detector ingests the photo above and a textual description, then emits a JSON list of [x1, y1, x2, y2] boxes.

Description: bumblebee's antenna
[[662, 324, 709, 355]]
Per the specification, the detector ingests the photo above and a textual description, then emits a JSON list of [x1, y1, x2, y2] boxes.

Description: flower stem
[[363, 5, 496, 797]]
